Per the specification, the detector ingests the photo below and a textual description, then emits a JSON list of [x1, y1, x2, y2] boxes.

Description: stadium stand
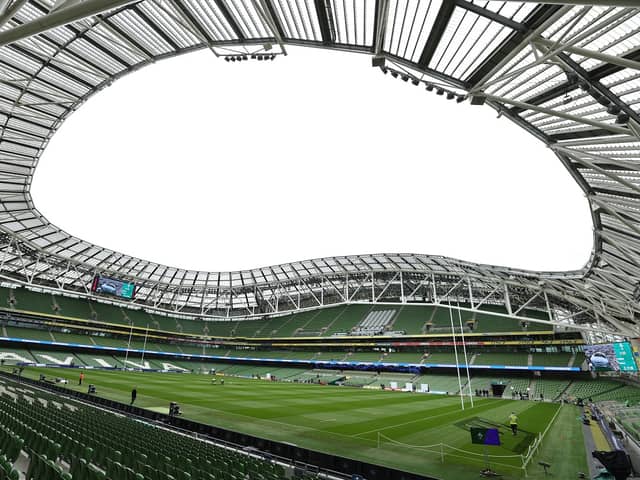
[[0, 348, 36, 364], [12, 289, 54, 315], [388, 306, 429, 335], [324, 305, 372, 336], [471, 377, 530, 398], [531, 379, 570, 401], [50, 294, 94, 320], [351, 310, 396, 336], [297, 309, 342, 336], [268, 312, 314, 338], [379, 352, 422, 363], [423, 352, 461, 364], [344, 352, 382, 362], [0, 286, 563, 344], [414, 375, 464, 394], [425, 307, 455, 333], [50, 333, 96, 345], [342, 374, 378, 387], [0, 378, 292, 480], [4, 327, 53, 342], [74, 354, 122, 368], [473, 352, 529, 366], [564, 379, 624, 400], [531, 353, 572, 367], [592, 385, 640, 403], [30, 351, 76, 366]]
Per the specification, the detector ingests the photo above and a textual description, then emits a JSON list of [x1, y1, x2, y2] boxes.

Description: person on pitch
[[131, 387, 137, 405], [79, 371, 84, 385], [509, 412, 518, 436]]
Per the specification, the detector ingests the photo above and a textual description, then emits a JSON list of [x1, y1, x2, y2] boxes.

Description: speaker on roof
[[470, 95, 486, 106], [371, 56, 385, 68]]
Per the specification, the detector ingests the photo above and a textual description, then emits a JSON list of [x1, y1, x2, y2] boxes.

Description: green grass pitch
[[16, 367, 588, 480]]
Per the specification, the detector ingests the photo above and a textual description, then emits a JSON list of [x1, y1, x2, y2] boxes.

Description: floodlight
[[411, 78, 419, 86], [390, 71, 398, 78], [426, 84, 434, 92], [607, 105, 621, 115], [616, 113, 630, 124], [436, 88, 444, 95], [446, 92, 454, 100], [371, 56, 385, 68], [401, 74, 409, 82], [579, 81, 591, 92], [456, 95, 466, 103], [565, 72, 579, 84]]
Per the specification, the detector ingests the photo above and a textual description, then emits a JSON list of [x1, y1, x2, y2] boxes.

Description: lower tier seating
[[0, 377, 294, 480]]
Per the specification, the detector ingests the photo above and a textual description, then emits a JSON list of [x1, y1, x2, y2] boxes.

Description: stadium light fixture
[[565, 72, 579, 85], [607, 105, 621, 115], [436, 88, 444, 95], [426, 84, 434, 92], [446, 92, 455, 100], [222, 53, 278, 62], [411, 78, 420, 86], [371, 56, 386, 68], [578, 82, 593, 95], [616, 113, 630, 124]]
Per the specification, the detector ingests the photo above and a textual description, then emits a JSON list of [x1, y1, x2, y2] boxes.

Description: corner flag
[[470, 427, 501, 446]]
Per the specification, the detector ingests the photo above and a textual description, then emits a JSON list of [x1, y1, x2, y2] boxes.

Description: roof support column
[[314, 0, 335, 45]]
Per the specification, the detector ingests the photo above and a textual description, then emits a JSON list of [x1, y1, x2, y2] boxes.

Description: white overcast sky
[[31, 46, 592, 273]]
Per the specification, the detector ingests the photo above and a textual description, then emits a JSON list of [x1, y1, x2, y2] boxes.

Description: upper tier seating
[[351, 310, 396, 336], [473, 352, 529, 366], [0, 287, 564, 339]]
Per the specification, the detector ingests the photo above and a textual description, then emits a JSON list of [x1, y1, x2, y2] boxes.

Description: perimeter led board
[[584, 342, 638, 372], [91, 276, 136, 299]]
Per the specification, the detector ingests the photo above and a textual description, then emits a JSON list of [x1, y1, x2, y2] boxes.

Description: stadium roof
[[0, 0, 638, 335]]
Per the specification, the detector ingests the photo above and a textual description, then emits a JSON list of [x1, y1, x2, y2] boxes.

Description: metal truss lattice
[[0, 0, 637, 336]]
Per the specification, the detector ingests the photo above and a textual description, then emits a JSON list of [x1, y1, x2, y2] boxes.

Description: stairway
[[529, 379, 537, 397], [557, 380, 573, 401]]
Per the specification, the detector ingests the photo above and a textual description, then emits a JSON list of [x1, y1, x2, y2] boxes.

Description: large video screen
[[91, 276, 136, 299], [584, 342, 638, 372]]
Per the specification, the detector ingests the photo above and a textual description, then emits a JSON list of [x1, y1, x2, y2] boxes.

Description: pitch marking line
[[352, 399, 508, 438]]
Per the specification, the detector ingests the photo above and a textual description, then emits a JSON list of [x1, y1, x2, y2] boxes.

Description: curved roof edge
[[0, 1, 636, 335]]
